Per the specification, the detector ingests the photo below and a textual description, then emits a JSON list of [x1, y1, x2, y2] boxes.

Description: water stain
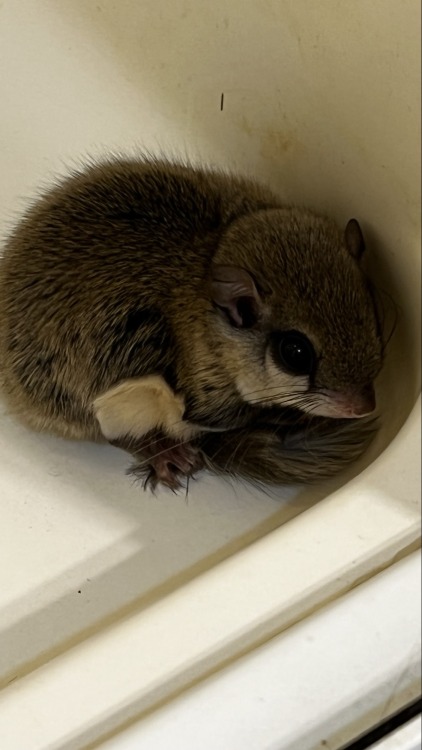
[[239, 115, 253, 137], [239, 116, 305, 159], [260, 129, 305, 159]]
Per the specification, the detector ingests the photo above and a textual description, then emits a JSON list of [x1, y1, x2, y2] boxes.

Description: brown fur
[[197, 411, 378, 486], [0, 155, 384, 486]]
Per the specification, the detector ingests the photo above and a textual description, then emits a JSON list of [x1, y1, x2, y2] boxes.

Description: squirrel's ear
[[210, 265, 261, 328], [345, 219, 365, 262]]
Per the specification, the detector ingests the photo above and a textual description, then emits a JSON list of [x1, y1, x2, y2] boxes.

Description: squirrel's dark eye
[[276, 330, 316, 376]]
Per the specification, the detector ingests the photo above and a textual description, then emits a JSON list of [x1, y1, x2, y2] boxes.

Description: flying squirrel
[[0, 156, 384, 489]]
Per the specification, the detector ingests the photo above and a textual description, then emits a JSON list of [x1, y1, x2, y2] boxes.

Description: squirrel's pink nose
[[322, 384, 376, 418]]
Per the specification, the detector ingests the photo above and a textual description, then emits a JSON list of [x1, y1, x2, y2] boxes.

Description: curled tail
[[197, 415, 378, 485]]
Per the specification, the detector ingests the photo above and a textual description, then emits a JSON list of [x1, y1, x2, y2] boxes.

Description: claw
[[128, 435, 204, 491]]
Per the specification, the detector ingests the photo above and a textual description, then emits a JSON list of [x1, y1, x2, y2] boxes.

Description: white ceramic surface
[[0, 1, 420, 747], [97, 551, 422, 750]]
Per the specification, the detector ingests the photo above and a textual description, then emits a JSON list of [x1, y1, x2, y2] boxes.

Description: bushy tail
[[197, 415, 378, 485]]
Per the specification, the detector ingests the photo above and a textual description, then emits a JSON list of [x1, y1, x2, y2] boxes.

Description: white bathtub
[[0, 1, 420, 748]]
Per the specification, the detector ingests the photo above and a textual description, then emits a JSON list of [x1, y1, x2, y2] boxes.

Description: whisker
[[372, 282, 399, 353], [222, 430, 250, 475], [242, 386, 310, 401], [112, 416, 191, 455], [131, 437, 194, 467], [249, 392, 323, 408]]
